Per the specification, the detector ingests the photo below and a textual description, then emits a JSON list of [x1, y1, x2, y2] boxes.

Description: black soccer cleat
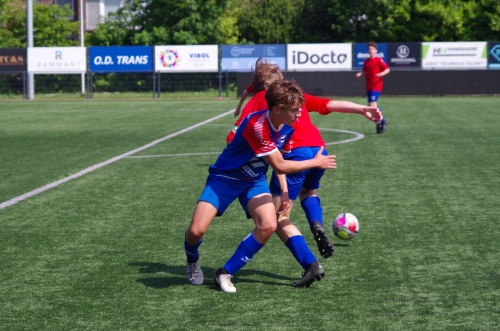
[[310, 221, 334, 259], [376, 121, 388, 134], [292, 261, 325, 288]]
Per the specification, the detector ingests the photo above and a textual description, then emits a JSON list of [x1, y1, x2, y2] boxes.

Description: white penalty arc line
[[320, 128, 365, 145], [127, 128, 365, 159], [0, 109, 235, 211]]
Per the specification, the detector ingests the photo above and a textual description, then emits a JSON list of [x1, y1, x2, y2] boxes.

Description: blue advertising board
[[353, 43, 388, 69], [221, 44, 286, 71], [89, 46, 153, 72]]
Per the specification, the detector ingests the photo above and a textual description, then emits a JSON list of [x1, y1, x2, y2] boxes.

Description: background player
[[356, 41, 390, 134]]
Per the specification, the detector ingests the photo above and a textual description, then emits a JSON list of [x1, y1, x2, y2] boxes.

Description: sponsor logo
[[277, 134, 287, 146], [188, 52, 211, 67], [160, 49, 180, 68], [432, 46, 478, 56], [242, 165, 258, 178], [36, 50, 81, 68], [93, 55, 149, 65], [240, 256, 252, 263], [230, 46, 254, 57], [0, 55, 25, 66], [292, 51, 348, 65], [391, 45, 417, 64], [490, 45, 500, 62], [396, 45, 409, 58], [357, 51, 385, 59], [230, 47, 240, 57], [189, 53, 210, 59]]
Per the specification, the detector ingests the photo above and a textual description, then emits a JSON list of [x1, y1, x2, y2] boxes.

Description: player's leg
[[215, 181, 276, 292], [185, 176, 241, 285], [299, 147, 335, 258], [184, 201, 218, 285], [273, 196, 325, 287], [368, 91, 387, 133]]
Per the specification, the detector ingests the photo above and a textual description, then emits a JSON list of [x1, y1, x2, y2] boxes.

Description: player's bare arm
[[326, 100, 383, 124], [264, 146, 336, 175], [276, 173, 290, 214]]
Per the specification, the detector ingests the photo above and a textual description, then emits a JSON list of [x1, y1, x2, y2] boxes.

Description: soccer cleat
[[292, 261, 325, 288], [376, 121, 387, 134], [187, 261, 204, 285], [310, 221, 335, 259], [214, 268, 237, 293]]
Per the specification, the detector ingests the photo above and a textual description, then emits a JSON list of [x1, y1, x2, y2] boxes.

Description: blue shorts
[[366, 91, 381, 103], [269, 146, 327, 200], [198, 174, 270, 218]]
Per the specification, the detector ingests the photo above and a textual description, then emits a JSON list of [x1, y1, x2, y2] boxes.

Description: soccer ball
[[332, 213, 359, 240]]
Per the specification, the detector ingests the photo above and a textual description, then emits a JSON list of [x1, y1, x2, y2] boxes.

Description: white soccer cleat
[[215, 272, 237, 293]]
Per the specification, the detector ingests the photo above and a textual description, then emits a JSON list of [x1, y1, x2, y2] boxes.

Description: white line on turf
[[320, 128, 365, 145], [0, 109, 235, 210], [126, 128, 364, 159]]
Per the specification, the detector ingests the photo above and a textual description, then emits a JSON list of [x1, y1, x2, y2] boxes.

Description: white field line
[[0, 109, 234, 210], [128, 128, 364, 159], [320, 128, 365, 145]]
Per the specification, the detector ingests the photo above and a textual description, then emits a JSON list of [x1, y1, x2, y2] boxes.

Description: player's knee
[[299, 190, 317, 201], [186, 227, 205, 242], [257, 220, 277, 237]]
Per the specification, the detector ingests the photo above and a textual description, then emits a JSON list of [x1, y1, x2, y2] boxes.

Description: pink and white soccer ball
[[332, 213, 359, 240]]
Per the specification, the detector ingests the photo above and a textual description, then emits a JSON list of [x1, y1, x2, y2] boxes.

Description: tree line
[[1, 0, 499, 48]]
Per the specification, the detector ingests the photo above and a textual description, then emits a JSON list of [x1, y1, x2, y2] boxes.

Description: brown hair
[[368, 41, 378, 50], [265, 80, 304, 112], [251, 57, 284, 93]]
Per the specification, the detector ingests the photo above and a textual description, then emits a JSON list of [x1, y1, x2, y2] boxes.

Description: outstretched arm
[[326, 100, 383, 124], [264, 147, 336, 175], [234, 90, 250, 117]]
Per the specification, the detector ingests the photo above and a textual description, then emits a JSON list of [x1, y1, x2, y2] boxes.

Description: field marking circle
[[128, 128, 364, 159], [318, 128, 365, 145]]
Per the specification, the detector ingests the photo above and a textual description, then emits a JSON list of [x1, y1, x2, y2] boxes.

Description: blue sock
[[223, 232, 264, 275], [301, 196, 323, 226], [184, 233, 203, 263], [286, 235, 317, 270]]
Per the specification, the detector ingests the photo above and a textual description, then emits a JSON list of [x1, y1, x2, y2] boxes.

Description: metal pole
[[225, 71, 229, 98], [80, 0, 85, 95], [27, 0, 34, 100], [218, 71, 222, 99]]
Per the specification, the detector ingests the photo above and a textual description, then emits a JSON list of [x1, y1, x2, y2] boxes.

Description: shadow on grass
[[128, 261, 297, 289]]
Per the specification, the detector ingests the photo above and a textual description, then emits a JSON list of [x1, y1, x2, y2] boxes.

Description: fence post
[[225, 71, 229, 98], [218, 71, 222, 99], [152, 72, 156, 99], [157, 72, 161, 99], [23, 71, 27, 100], [87, 72, 92, 100]]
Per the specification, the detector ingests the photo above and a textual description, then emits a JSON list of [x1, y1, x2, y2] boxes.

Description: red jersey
[[362, 57, 389, 92], [227, 90, 330, 151], [246, 83, 255, 94]]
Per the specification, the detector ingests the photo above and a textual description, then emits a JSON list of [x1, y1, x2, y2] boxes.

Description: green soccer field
[[1, 96, 499, 330]]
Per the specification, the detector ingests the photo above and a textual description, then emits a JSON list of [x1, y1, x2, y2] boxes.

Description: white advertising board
[[154, 45, 218, 72], [287, 43, 352, 71], [27, 47, 87, 73], [422, 42, 487, 69]]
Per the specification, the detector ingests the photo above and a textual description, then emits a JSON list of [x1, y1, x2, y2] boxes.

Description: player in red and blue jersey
[[356, 41, 390, 133], [184, 80, 336, 293], [230, 88, 382, 259]]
